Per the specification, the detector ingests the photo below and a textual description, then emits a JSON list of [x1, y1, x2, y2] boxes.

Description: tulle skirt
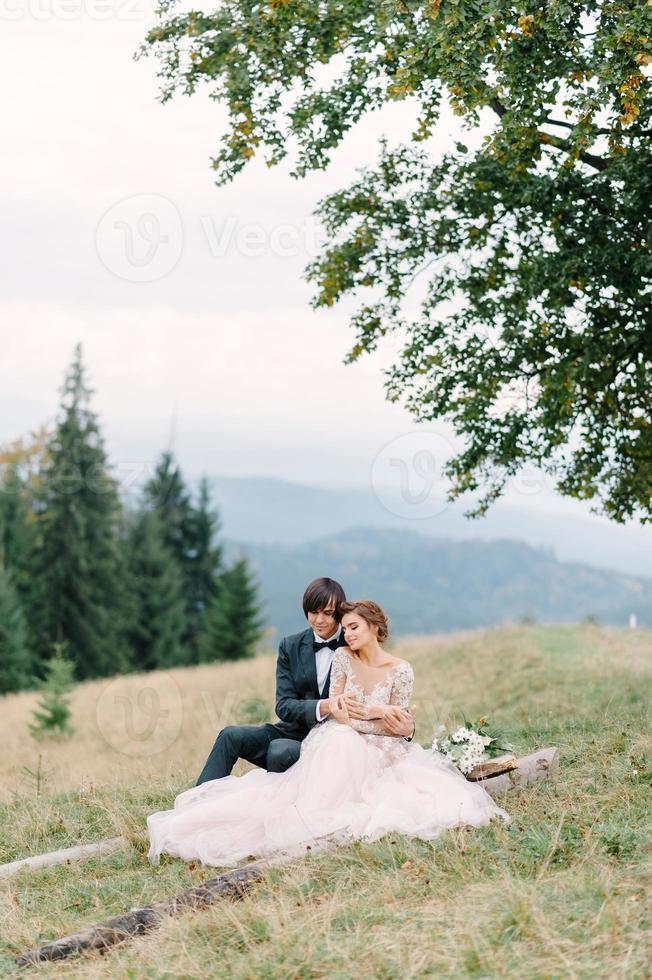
[[147, 719, 511, 868]]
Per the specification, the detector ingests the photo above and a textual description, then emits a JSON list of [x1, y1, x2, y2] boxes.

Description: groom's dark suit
[[196, 627, 332, 784]]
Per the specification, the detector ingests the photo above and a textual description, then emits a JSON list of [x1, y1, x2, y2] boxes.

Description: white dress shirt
[[314, 626, 342, 722]]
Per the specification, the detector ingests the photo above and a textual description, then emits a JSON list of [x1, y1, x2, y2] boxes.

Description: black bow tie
[[313, 636, 340, 653]]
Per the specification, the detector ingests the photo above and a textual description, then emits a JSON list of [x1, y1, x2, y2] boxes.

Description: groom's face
[[307, 599, 339, 639]]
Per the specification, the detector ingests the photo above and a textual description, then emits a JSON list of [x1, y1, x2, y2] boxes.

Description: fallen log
[[15, 864, 262, 967], [474, 746, 559, 799], [0, 836, 127, 880], [14, 838, 338, 968]]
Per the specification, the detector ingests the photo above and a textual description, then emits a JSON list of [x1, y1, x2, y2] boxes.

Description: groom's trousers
[[195, 723, 304, 785]]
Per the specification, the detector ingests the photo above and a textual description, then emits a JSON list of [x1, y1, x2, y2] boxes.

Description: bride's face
[[342, 613, 374, 650]]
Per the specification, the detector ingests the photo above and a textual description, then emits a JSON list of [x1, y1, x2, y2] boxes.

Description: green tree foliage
[[200, 558, 264, 662], [143, 459, 225, 658], [143, 451, 195, 572], [28, 343, 131, 679], [125, 509, 188, 670], [140, 0, 652, 522], [0, 566, 34, 695], [0, 354, 240, 690], [28, 641, 76, 739], [186, 476, 224, 659], [0, 461, 36, 608]]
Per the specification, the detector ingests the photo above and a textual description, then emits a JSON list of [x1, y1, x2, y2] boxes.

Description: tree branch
[[536, 131, 608, 170], [545, 117, 611, 136], [488, 99, 608, 172]]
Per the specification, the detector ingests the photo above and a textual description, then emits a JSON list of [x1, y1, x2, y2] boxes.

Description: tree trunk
[[0, 836, 126, 880], [14, 838, 337, 967], [474, 746, 559, 798], [15, 865, 262, 966]]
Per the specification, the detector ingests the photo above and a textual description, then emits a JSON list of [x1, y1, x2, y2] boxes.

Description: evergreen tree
[[186, 476, 223, 659], [0, 461, 36, 607], [29, 641, 75, 738], [199, 558, 263, 662], [143, 458, 224, 660], [125, 509, 188, 670], [0, 566, 34, 695], [143, 451, 194, 571], [29, 343, 131, 679]]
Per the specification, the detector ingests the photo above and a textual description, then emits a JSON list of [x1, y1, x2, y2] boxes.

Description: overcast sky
[[1, 1, 649, 542]]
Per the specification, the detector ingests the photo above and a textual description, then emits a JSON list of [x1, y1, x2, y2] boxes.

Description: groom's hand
[[329, 694, 350, 724]]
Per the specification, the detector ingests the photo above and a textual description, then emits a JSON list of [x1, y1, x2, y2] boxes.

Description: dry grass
[[0, 653, 279, 803], [1, 623, 651, 978]]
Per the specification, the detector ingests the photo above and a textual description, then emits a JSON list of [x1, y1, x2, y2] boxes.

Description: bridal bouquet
[[431, 715, 514, 775]]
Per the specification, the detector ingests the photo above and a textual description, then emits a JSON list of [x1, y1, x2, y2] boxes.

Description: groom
[[195, 576, 416, 784]]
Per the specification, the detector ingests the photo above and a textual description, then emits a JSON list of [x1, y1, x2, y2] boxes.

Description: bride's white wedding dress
[[147, 647, 511, 867]]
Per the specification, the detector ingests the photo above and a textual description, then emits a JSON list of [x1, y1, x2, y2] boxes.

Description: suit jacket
[[272, 627, 332, 739]]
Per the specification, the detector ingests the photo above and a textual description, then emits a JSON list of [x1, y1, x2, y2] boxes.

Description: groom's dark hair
[[302, 577, 346, 619]]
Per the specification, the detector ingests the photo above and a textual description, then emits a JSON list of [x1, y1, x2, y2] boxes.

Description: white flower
[[459, 750, 475, 774], [430, 718, 498, 775]]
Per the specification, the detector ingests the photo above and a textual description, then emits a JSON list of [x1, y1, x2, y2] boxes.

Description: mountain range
[[225, 526, 652, 640], [206, 474, 652, 577]]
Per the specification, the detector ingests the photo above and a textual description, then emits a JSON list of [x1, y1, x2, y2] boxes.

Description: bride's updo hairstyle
[[338, 600, 390, 644]]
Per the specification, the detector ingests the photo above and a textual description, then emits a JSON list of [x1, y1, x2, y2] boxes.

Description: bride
[[147, 600, 511, 867]]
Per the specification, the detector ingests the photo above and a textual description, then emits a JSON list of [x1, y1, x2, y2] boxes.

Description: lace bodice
[[328, 646, 414, 736]]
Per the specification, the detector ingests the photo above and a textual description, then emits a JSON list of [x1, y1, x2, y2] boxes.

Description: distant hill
[[225, 526, 652, 639], [204, 475, 652, 579]]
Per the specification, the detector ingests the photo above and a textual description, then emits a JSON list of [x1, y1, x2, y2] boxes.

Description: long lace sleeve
[[348, 717, 388, 734], [349, 662, 415, 735], [329, 646, 349, 698], [388, 662, 414, 709]]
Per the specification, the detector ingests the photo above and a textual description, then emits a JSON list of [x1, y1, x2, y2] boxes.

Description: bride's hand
[[382, 704, 417, 737], [342, 694, 369, 720], [329, 694, 350, 724], [340, 697, 407, 724]]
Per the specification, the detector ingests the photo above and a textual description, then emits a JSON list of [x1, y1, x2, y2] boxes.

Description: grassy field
[[0, 623, 650, 978]]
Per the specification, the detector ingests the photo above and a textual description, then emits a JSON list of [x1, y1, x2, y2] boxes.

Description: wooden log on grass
[[14, 837, 338, 967], [475, 746, 559, 799], [15, 864, 263, 967], [0, 836, 127, 880]]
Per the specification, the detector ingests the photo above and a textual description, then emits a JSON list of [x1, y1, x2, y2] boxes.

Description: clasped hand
[[329, 693, 416, 737]]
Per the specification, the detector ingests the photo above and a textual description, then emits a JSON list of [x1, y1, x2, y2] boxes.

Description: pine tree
[[143, 451, 194, 571], [28, 641, 75, 738], [185, 476, 223, 659], [200, 558, 264, 662], [0, 566, 34, 694], [143, 459, 224, 661], [125, 509, 188, 670], [28, 343, 131, 679], [0, 461, 36, 607], [142, 451, 193, 636]]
